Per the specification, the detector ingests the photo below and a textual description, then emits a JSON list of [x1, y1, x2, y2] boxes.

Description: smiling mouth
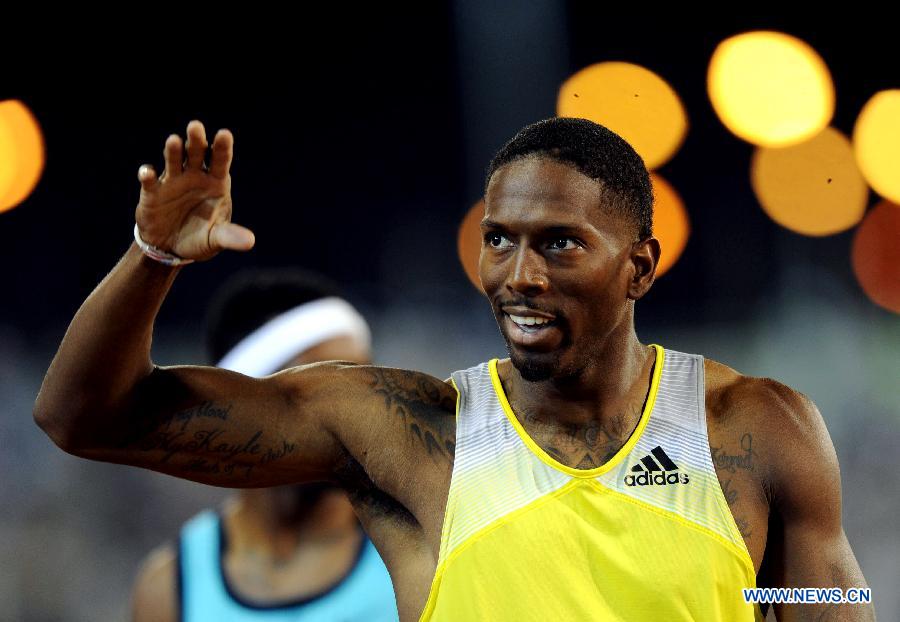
[[501, 311, 564, 350], [505, 312, 557, 332]]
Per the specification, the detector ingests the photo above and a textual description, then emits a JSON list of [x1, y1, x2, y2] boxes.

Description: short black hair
[[206, 269, 342, 364], [486, 117, 653, 239]]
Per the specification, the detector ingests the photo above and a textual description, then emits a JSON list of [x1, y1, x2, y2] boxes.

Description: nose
[[507, 247, 549, 296]]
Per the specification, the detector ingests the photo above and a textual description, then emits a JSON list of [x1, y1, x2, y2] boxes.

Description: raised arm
[[36, 120, 247, 440], [33, 121, 457, 494]]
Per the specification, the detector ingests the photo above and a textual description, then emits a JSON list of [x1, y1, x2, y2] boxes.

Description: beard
[[501, 325, 582, 382], [492, 300, 584, 382], [507, 346, 560, 382]]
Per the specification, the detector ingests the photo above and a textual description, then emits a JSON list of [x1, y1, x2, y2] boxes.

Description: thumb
[[210, 222, 256, 252]]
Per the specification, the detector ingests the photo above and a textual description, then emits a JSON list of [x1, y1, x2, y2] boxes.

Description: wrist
[[133, 224, 194, 267]]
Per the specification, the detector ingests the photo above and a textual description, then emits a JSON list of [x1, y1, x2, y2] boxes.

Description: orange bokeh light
[[707, 31, 834, 147], [557, 62, 688, 170], [651, 173, 690, 277], [0, 99, 45, 213], [853, 89, 900, 204], [852, 200, 900, 314], [457, 199, 485, 292], [751, 127, 868, 236]]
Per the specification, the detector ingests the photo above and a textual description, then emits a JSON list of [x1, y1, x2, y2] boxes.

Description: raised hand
[[135, 120, 255, 262]]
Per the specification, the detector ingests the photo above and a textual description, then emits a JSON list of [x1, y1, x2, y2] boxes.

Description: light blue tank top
[[179, 510, 399, 622]]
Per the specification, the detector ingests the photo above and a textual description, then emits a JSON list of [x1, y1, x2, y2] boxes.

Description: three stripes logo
[[624, 446, 690, 486]]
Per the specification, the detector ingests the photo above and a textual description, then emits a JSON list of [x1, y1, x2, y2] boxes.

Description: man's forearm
[[34, 243, 180, 450]]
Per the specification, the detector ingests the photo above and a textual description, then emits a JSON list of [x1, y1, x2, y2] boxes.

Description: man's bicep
[[765, 393, 873, 620], [319, 365, 458, 512], [346, 365, 458, 457], [76, 361, 456, 495], [77, 363, 345, 487], [770, 525, 873, 620]]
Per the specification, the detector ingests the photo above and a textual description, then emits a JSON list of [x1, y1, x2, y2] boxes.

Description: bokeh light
[[0, 99, 45, 213], [708, 31, 834, 147], [650, 173, 690, 277], [458, 199, 485, 291], [852, 200, 900, 314], [751, 127, 868, 236], [557, 62, 688, 170], [853, 89, 900, 204]]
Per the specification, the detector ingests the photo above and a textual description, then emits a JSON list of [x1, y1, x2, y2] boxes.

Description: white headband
[[216, 297, 372, 377]]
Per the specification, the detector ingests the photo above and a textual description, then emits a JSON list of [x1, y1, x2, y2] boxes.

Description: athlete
[[35, 117, 873, 620]]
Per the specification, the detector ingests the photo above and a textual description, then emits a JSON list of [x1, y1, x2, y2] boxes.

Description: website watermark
[[743, 587, 871, 604]]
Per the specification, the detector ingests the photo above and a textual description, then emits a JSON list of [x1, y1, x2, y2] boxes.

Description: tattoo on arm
[[710, 433, 756, 541], [720, 476, 753, 540], [117, 399, 298, 483], [710, 433, 755, 472], [366, 369, 457, 463]]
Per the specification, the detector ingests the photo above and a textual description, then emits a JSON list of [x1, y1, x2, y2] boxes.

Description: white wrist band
[[133, 224, 194, 266]]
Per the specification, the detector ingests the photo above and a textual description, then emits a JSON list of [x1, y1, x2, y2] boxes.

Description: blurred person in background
[[131, 270, 398, 621]]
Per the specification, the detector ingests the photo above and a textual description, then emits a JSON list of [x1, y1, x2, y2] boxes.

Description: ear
[[627, 237, 660, 300]]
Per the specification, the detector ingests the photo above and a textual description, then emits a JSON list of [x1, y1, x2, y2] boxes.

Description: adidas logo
[[624, 446, 690, 486]]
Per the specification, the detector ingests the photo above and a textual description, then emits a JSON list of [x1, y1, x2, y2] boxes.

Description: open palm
[[134, 120, 255, 261]]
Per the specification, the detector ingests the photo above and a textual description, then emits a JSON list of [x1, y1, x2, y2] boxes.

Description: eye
[[548, 237, 580, 250], [486, 233, 513, 249]]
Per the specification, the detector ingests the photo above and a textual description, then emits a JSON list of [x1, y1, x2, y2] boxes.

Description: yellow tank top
[[420, 345, 763, 621]]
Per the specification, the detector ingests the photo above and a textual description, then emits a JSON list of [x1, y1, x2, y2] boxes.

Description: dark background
[[1, 6, 897, 620]]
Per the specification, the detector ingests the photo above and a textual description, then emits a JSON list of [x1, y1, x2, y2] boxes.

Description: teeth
[[509, 314, 551, 326]]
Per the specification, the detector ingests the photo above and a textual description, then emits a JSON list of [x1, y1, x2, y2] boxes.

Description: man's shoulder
[[132, 542, 179, 621], [704, 357, 815, 426], [702, 357, 832, 487]]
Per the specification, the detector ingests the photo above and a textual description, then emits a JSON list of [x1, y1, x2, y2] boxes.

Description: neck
[[503, 319, 654, 429], [224, 487, 359, 560]]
